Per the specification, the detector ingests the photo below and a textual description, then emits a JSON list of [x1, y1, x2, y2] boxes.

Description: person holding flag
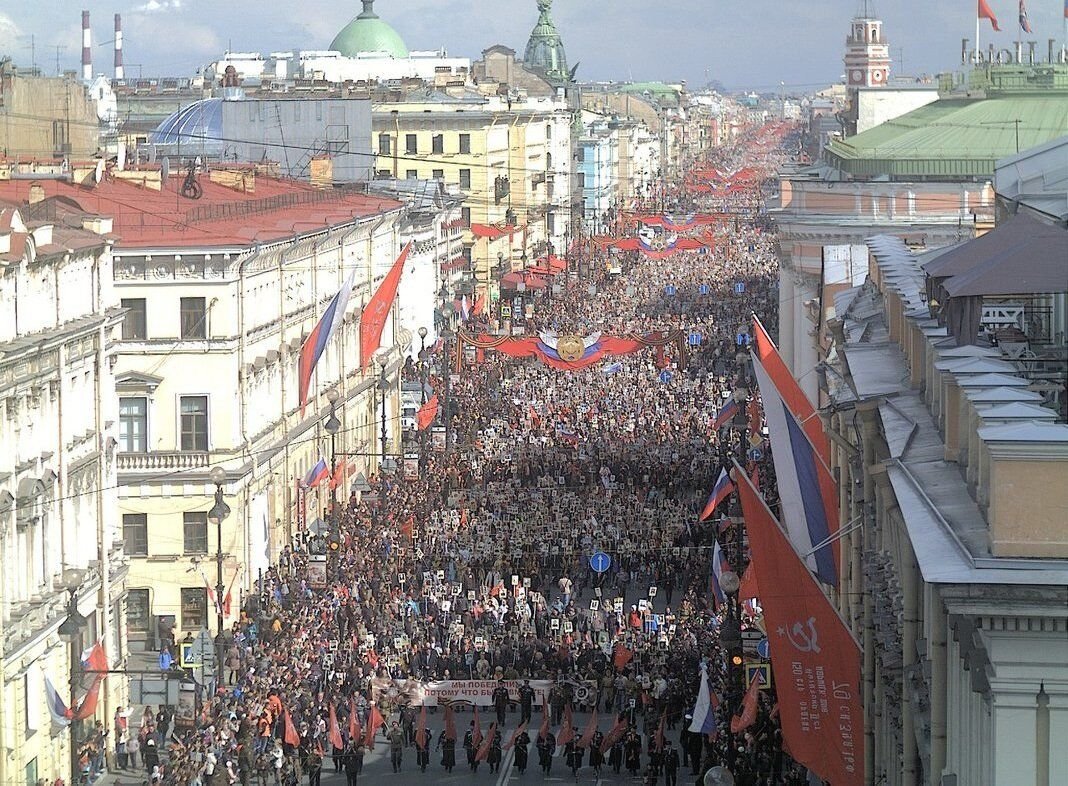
[[436, 707, 457, 773], [510, 724, 531, 773]]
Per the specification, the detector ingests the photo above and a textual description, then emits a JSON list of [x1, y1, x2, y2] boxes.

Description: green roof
[[331, 0, 408, 59], [825, 66, 1068, 179]]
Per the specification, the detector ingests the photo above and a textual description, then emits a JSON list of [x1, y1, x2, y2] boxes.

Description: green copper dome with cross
[[331, 0, 409, 59], [524, 0, 570, 84]]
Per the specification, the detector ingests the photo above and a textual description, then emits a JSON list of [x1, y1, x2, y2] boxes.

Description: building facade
[[0, 63, 101, 159], [0, 193, 127, 786]]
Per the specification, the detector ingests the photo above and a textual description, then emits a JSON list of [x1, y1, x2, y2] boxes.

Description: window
[[376, 169, 391, 179], [459, 169, 471, 189], [179, 297, 207, 339], [432, 134, 444, 154], [180, 587, 207, 630], [458, 133, 471, 154], [546, 152, 553, 170], [576, 147, 585, 163], [24, 672, 41, 732], [432, 169, 444, 180], [126, 588, 151, 632], [183, 512, 208, 554], [121, 298, 146, 340], [406, 169, 418, 180], [547, 213, 555, 235], [405, 134, 417, 154], [546, 123, 552, 140], [119, 397, 148, 452], [577, 172, 586, 189], [179, 395, 208, 451], [123, 513, 148, 556], [378, 134, 391, 155], [25, 758, 37, 786], [460, 207, 471, 227]]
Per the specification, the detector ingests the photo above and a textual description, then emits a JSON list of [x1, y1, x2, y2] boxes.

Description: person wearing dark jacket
[[436, 729, 456, 773], [537, 730, 556, 775], [662, 740, 681, 786], [513, 729, 531, 773]]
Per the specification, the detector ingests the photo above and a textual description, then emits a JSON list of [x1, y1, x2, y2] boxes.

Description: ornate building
[[523, 0, 572, 85]]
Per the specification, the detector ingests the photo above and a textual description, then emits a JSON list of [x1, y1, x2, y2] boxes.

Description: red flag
[[364, 704, 385, 748], [752, 316, 828, 463], [556, 705, 575, 746], [730, 671, 763, 733], [443, 703, 457, 741], [504, 721, 527, 750], [538, 695, 551, 741], [475, 722, 496, 762], [472, 293, 486, 316], [328, 704, 344, 751], [284, 710, 300, 746], [737, 467, 864, 785], [471, 706, 483, 748], [612, 643, 633, 671], [349, 700, 362, 745], [400, 515, 414, 540], [978, 0, 1001, 30], [416, 394, 439, 430], [654, 712, 666, 752], [598, 716, 628, 754], [739, 558, 759, 602], [578, 710, 598, 749], [359, 243, 411, 370], [415, 706, 428, 751]]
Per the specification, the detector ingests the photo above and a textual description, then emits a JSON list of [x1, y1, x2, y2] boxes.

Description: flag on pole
[[710, 539, 730, 610], [654, 712, 667, 752], [712, 398, 739, 429], [599, 715, 629, 754], [688, 661, 719, 736], [578, 711, 599, 749], [739, 557, 759, 602], [730, 671, 763, 733], [298, 268, 356, 414], [1018, 0, 1032, 31], [364, 704, 385, 748], [44, 675, 73, 725], [736, 466, 864, 786], [416, 394, 439, 430], [349, 700, 361, 745], [471, 706, 483, 748], [979, 0, 1001, 30], [752, 315, 828, 462], [475, 722, 496, 762], [303, 457, 330, 488], [504, 722, 527, 750], [460, 294, 471, 321], [328, 704, 343, 750], [612, 643, 633, 671], [751, 342, 839, 586], [699, 468, 735, 521], [443, 704, 457, 741], [556, 705, 575, 746], [284, 710, 301, 746], [415, 706, 428, 750], [359, 243, 412, 370], [538, 695, 551, 741]]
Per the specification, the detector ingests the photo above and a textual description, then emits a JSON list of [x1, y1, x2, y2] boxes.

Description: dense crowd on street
[[112, 127, 810, 786]]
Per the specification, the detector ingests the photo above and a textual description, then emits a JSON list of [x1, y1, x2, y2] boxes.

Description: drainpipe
[[929, 590, 948, 780], [860, 413, 878, 785], [901, 539, 919, 786]]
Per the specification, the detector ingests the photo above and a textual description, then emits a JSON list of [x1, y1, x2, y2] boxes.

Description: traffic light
[[730, 648, 744, 668]]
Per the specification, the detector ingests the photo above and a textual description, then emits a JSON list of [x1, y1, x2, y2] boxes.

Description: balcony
[[117, 451, 210, 473]]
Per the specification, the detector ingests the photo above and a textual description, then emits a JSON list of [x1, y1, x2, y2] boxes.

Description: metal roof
[[825, 88, 1068, 179]]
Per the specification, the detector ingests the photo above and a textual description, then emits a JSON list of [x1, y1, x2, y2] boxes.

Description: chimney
[[29, 182, 46, 205], [114, 14, 124, 80], [82, 10, 92, 82]]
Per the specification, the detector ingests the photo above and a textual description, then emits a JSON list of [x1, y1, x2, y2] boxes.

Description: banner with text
[[370, 678, 555, 707]]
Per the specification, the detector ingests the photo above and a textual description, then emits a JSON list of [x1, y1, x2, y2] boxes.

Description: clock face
[[851, 70, 863, 83]]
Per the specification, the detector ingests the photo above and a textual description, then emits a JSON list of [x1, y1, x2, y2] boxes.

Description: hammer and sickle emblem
[[556, 335, 585, 362], [784, 617, 821, 653]]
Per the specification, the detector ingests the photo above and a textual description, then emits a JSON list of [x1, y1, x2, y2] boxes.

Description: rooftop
[[523, 0, 570, 84], [330, 0, 409, 60], [0, 171, 401, 250]]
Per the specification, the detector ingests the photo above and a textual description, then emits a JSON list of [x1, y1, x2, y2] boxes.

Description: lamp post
[[324, 387, 341, 509], [58, 567, 87, 786], [376, 350, 389, 464], [207, 466, 230, 691], [417, 327, 428, 405]]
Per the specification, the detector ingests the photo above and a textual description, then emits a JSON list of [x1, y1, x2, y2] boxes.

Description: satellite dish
[[703, 767, 736, 786], [93, 159, 104, 185], [117, 141, 127, 172], [161, 157, 170, 183]]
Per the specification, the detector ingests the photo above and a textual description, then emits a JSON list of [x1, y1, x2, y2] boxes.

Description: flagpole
[[975, 0, 981, 64]]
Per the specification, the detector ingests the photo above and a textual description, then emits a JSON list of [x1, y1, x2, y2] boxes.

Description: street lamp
[[324, 387, 341, 507], [437, 300, 455, 455], [375, 350, 390, 464], [417, 327, 428, 405], [207, 466, 230, 692], [58, 567, 87, 786]]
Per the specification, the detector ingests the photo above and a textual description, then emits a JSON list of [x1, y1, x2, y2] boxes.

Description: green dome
[[330, 0, 409, 59]]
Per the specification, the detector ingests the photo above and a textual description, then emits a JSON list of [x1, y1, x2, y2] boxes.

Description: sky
[[1, 0, 1066, 92]]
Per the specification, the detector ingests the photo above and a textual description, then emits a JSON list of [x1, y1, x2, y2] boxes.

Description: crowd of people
[[118, 126, 810, 786]]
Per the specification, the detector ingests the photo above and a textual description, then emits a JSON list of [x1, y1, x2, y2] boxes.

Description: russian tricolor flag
[[713, 399, 740, 429], [688, 661, 721, 736], [699, 467, 734, 521], [751, 335, 839, 587], [298, 269, 357, 414], [304, 456, 330, 488], [710, 539, 731, 608]]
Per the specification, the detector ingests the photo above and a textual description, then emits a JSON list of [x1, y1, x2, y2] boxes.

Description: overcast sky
[[2, 1, 1065, 92]]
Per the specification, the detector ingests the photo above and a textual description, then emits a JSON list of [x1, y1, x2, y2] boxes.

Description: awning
[[470, 223, 521, 240], [500, 272, 548, 290]]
